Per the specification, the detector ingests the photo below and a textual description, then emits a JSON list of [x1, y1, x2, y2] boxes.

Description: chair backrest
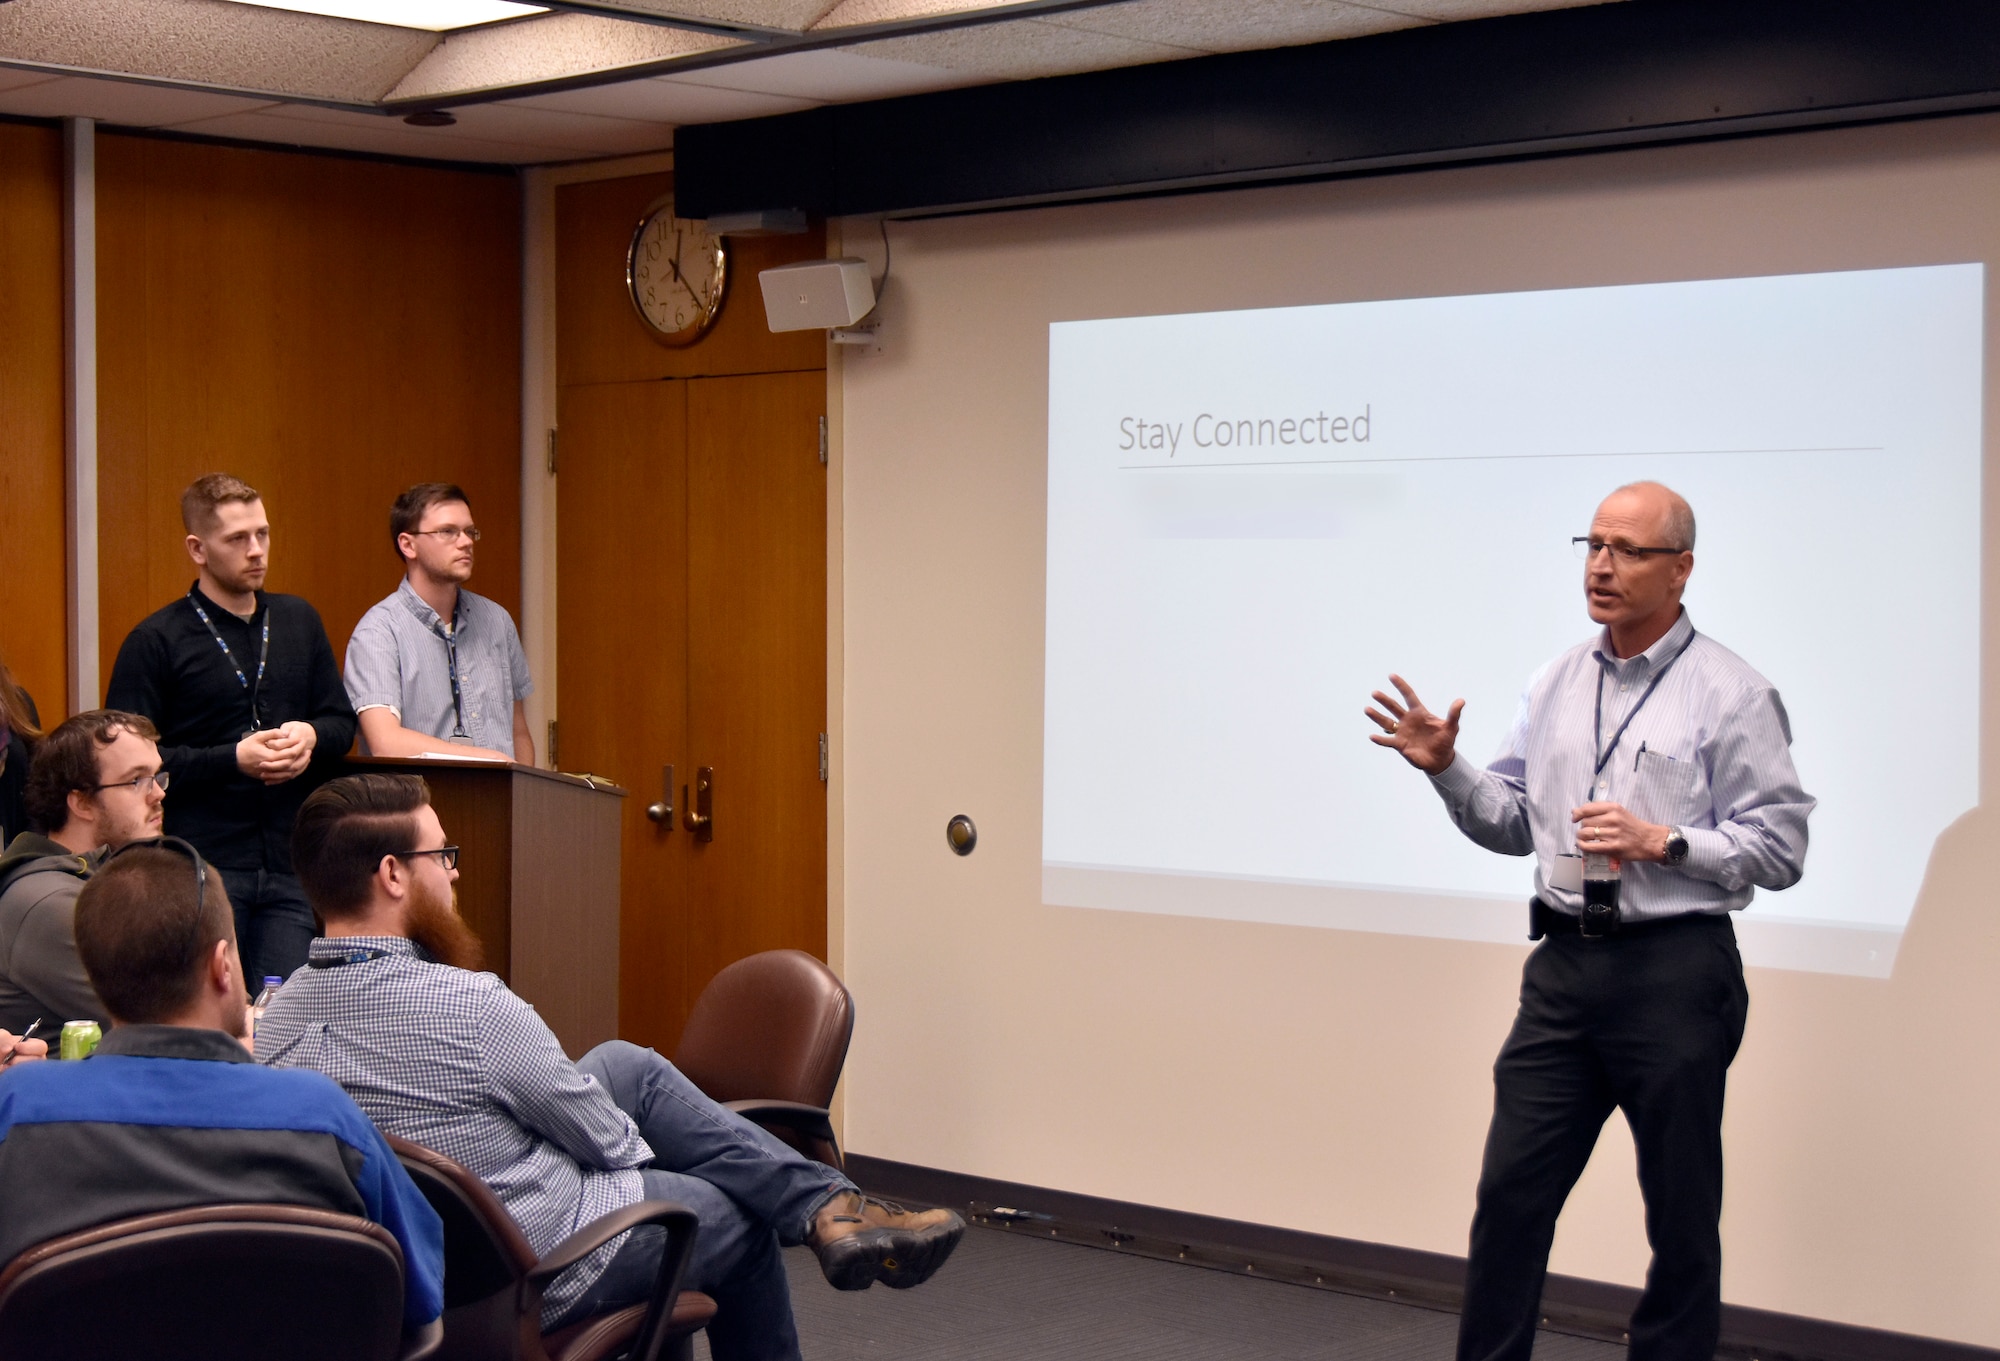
[[0, 1203, 406, 1361], [389, 1134, 540, 1361], [673, 949, 854, 1108]]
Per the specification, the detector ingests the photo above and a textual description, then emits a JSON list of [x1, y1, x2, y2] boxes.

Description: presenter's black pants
[[1456, 914, 1748, 1361]]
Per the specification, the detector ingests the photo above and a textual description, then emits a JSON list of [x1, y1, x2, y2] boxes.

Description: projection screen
[[1042, 265, 1981, 979]]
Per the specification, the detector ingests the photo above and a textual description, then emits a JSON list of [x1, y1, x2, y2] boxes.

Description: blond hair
[[180, 473, 261, 534]]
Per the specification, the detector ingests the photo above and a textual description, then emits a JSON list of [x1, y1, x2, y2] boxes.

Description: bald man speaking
[[1367, 482, 1814, 1361]]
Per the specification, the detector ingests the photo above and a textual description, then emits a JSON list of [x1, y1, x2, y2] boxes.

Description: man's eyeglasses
[[392, 845, 460, 872], [1573, 537, 1688, 564], [90, 771, 170, 796], [411, 526, 480, 544]]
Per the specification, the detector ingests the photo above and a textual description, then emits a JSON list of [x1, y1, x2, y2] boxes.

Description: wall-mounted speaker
[[759, 257, 876, 332]]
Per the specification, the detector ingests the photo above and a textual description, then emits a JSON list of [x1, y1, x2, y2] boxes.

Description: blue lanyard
[[308, 946, 390, 969], [428, 604, 471, 740], [187, 587, 270, 737], [1590, 629, 1698, 788]]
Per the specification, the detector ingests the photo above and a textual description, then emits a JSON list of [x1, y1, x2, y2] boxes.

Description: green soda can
[[59, 1020, 102, 1061]]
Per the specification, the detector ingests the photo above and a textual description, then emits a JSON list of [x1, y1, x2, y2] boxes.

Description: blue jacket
[[0, 1023, 443, 1327]]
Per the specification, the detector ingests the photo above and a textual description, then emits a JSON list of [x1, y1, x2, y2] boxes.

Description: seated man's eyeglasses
[[1572, 536, 1687, 563], [392, 846, 460, 871], [102, 835, 210, 960], [90, 771, 171, 796]]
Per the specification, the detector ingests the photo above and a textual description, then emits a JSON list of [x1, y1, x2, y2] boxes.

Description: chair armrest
[[398, 1317, 443, 1361], [526, 1200, 700, 1289], [723, 1100, 836, 1146]]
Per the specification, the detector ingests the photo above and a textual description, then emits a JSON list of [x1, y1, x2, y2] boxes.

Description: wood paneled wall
[[0, 121, 69, 724], [95, 134, 523, 695]]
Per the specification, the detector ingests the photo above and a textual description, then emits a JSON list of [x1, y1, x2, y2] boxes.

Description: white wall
[[836, 113, 2000, 1346]]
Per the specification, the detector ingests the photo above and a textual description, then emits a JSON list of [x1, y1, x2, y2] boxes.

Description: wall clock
[[626, 197, 727, 346]]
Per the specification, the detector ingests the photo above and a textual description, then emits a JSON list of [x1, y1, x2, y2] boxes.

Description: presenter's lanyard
[[429, 609, 472, 741], [187, 588, 270, 738], [1588, 629, 1698, 800]]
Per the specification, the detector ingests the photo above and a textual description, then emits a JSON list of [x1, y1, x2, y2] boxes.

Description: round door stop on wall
[[946, 815, 977, 856]]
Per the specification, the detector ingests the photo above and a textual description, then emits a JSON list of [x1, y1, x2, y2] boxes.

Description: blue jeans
[[560, 1042, 856, 1361], [217, 868, 316, 989]]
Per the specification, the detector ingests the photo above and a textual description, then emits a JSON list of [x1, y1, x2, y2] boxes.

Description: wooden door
[[557, 372, 827, 1051], [555, 380, 691, 1050], [554, 168, 828, 1052], [684, 372, 829, 1008]]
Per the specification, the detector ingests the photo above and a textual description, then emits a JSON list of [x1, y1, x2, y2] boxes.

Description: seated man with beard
[[256, 774, 963, 1361]]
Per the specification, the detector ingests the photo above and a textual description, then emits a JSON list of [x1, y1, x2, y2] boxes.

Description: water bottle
[[248, 975, 283, 1049]]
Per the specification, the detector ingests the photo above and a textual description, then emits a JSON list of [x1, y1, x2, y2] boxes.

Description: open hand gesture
[[1365, 674, 1463, 776]]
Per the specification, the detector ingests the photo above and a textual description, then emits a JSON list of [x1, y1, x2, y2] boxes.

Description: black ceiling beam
[[675, 0, 2000, 221]]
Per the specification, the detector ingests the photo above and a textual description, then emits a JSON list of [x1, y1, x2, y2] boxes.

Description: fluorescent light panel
[[226, 0, 548, 31]]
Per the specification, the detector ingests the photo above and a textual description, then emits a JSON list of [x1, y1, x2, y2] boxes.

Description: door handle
[[645, 764, 675, 828], [684, 766, 714, 842]]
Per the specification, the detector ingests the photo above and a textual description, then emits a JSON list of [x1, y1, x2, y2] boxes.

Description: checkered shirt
[[256, 936, 648, 1322]]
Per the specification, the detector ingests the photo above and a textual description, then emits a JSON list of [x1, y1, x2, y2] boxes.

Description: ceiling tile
[[814, 0, 1045, 28], [557, 0, 836, 32], [646, 47, 973, 100], [505, 75, 815, 122], [1359, 0, 1614, 19], [0, 73, 281, 125], [0, 67, 63, 94], [846, 16, 1201, 82], [1046, 0, 1423, 53], [0, 0, 436, 104], [166, 104, 568, 161], [386, 10, 739, 101], [449, 98, 676, 151]]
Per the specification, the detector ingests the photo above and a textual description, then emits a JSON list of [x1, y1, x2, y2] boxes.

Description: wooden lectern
[[349, 757, 626, 1057]]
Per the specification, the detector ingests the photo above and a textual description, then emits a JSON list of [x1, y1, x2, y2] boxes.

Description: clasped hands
[[236, 720, 318, 785], [1365, 673, 1673, 865]]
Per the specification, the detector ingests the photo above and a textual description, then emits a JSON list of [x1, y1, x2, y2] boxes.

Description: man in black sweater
[[107, 474, 356, 986]]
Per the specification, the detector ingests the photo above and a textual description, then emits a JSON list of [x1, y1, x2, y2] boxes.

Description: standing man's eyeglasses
[[1572, 537, 1688, 564], [412, 526, 480, 543], [90, 771, 171, 796], [391, 845, 460, 871]]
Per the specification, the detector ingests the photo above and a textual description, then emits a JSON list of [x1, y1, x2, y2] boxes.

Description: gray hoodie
[[0, 832, 108, 1037]]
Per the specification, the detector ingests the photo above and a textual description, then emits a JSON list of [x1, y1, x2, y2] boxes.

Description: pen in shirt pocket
[[1634, 741, 1680, 772]]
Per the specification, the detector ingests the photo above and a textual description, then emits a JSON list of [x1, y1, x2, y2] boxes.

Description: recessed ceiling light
[[225, 0, 548, 31]]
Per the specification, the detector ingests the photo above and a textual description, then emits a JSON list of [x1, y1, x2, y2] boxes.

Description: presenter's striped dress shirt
[[1429, 610, 1815, 921]]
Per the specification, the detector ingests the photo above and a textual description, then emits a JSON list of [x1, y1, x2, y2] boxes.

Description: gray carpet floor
[[693, 1225, 1626, 1360]]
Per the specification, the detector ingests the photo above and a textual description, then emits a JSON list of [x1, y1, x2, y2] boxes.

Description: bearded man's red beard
[[407, 875, 485, 972]]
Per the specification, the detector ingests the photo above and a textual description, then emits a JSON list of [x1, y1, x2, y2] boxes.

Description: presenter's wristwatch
[[1662, 827, 1690, 866]]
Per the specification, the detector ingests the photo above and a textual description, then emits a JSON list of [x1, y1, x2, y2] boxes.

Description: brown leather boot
[[808, 1191, 965, 1291]]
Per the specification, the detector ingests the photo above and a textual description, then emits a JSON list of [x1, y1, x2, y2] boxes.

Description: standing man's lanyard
[[1587, 629, 1698, 803], [428, 607, 472, 741], [187, 587, 270, 739]]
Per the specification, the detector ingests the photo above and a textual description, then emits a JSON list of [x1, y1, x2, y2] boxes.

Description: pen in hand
[[4, 1019, 41, 1067]]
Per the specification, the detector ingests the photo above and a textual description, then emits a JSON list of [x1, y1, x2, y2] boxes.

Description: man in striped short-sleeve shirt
[[1367, 481, 1814, 1361]]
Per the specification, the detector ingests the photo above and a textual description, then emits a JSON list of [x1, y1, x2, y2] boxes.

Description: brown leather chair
[[0, 1202, 443, 1361], [673, 948, 855, 1170], [389, 1134, 716, 1361]]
